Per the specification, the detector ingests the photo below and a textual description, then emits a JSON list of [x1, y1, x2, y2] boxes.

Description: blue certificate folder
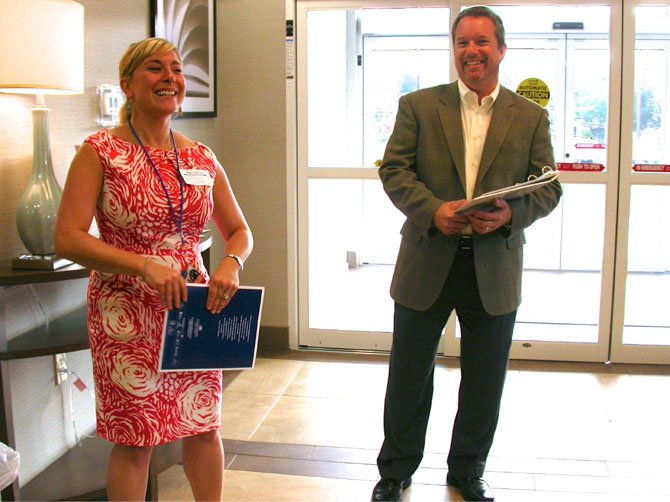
[[159, 285, 264, 371]]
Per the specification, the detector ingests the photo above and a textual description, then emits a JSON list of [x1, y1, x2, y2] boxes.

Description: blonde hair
[[117, 38, 182, 124]]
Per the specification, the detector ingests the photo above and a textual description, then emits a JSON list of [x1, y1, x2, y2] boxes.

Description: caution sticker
[[516, 78, 550, 107]]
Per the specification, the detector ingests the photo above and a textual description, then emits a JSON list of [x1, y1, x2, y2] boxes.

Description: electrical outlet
[[54, 353, 68, 385], [96, 84, 123, 127]]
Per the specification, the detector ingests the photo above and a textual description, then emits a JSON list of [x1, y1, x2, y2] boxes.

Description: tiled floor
[[158, 350, 670, 501]]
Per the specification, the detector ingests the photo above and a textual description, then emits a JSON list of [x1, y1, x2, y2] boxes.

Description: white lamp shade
[[0, 0, 84, 95]]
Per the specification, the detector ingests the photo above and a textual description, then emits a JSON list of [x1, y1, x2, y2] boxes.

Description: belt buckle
[[458, 235, 473, 250]]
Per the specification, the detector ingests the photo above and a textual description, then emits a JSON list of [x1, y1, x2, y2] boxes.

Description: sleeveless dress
[[85, 128, 222, 446]]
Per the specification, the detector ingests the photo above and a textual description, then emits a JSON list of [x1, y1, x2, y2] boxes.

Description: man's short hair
[[451, 5, 506, 48]]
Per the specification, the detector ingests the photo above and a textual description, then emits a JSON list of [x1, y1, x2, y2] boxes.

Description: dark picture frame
[[150, 0, 217, 118]]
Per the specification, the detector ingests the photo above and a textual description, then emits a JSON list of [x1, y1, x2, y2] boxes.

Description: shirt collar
[[458, 79, 500, 109]]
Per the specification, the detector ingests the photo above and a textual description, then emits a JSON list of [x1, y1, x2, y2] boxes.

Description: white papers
[[456, 168, 559, 214], [159, 285, 264, 371]]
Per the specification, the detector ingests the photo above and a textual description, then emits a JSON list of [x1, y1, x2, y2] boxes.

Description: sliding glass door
[[610, 1, 670, 363], [291, 0, 670, 364]]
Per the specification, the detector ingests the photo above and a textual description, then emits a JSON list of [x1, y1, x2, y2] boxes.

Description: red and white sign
[[633, 164, 670, 172], [575, 143, 606, 149], [557, 162, 605, 172]]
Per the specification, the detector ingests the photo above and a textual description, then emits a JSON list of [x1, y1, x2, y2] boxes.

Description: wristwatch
[[224, 254, 244, 270]]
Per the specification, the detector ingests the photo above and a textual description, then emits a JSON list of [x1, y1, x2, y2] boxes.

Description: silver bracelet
[[224, 254, 244, 270]]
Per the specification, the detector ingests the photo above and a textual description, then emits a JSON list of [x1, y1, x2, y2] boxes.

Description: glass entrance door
[[442, 4, 617, 361], [297, 3, 450, 351], [293, 0, 670, 364], [610, 2, 670, 364]]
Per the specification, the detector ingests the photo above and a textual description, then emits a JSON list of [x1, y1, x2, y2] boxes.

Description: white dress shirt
[[458, 79, 500, 200]]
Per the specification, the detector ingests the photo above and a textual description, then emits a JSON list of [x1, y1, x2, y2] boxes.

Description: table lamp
[[0, 0, 84, 270]]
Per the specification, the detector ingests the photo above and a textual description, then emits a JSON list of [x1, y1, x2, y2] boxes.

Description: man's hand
[[466, 198, 512, 234], [433, 201, 470, 235]]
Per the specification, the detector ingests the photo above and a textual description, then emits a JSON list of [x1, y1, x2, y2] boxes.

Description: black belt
[[458, 235, 473, 250]]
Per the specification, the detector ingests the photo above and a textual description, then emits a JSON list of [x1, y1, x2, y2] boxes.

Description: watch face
[[181, 267, 200, 283]]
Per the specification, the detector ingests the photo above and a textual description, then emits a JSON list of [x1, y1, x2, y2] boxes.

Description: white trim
[[594, 0, 624, 363], [296, 0, 310, 348], [299, 0, 446, 8], [286, 0, 299, 350]]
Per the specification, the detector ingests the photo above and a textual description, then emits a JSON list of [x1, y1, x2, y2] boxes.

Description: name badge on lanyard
[[180, 169, 214, 186]]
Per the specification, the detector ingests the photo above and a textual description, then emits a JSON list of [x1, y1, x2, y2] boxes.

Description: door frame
[[609, 0, 670, 364], [287, 0, 670, 364]]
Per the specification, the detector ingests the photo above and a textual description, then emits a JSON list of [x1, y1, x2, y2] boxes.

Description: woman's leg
[[182, 429, 224, 501], [106, 444, 154, 501]]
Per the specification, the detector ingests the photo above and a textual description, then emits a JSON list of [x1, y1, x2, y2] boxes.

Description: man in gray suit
[[371, 6, 562, 502]]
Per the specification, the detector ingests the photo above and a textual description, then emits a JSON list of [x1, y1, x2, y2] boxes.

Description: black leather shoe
[[371, 477, 412, 501], [446, 473, 494, 501]]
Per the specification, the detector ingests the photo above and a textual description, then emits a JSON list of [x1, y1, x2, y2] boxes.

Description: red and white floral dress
[[85, 128, 222, 446]]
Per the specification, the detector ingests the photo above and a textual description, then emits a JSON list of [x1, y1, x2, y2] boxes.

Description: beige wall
[[214, 0, 288, 329], [0, 0, 288, 327], [0, 0, 287, 487]]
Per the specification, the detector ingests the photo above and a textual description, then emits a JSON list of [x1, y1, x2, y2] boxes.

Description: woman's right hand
[[142, 258, 187, 310]]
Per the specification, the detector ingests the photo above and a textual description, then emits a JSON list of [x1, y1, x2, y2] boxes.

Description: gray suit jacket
[[379, 82, 562, 315]]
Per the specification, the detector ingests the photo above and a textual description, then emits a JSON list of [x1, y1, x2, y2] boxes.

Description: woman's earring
[[126, 98, 133, 121]]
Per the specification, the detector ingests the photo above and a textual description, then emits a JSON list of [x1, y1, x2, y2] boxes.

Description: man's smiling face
[[454, 15, 506, 99]]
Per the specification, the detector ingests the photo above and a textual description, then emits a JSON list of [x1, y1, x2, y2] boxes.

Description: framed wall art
[[151, 0, 217, 118]]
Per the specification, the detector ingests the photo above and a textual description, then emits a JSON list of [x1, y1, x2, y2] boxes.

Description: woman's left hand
[[205, 259, 240, 314]]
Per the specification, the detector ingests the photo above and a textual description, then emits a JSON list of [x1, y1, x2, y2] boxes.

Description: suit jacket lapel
[[438, 83, 467, 192], [476, 87, 517, 191]]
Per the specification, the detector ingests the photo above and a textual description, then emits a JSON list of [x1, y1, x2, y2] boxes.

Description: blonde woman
[[56, 38, 252, 501]]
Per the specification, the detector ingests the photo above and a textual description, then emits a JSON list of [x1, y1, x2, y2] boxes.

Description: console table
[[0, 232, 212, 500]]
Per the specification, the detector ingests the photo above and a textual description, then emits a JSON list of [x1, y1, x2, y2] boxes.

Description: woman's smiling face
[[123, 50, 185, 117]]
